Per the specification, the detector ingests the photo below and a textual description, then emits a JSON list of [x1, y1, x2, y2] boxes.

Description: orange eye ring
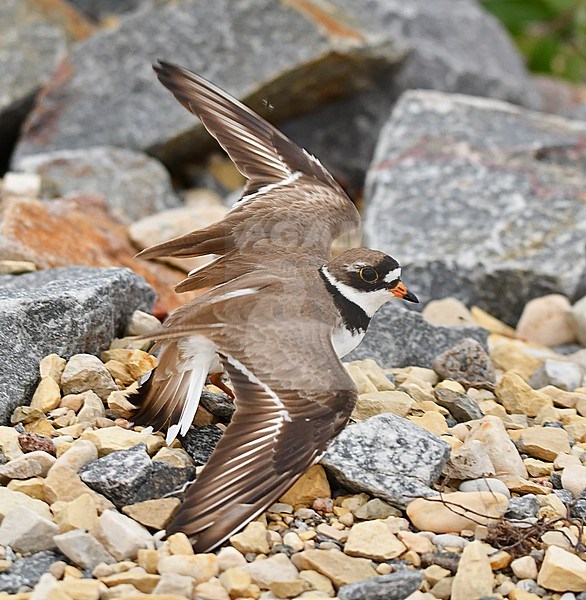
[[359, 267, 378, 283]]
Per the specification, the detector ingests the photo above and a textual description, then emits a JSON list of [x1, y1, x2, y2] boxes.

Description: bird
[[131, 60, 418, 552]]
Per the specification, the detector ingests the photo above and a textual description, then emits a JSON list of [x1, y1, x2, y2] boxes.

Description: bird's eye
[[359, 267, 378, 283]]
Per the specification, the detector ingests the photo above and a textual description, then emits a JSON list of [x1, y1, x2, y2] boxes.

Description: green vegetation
[[482, 0, 585, 82]]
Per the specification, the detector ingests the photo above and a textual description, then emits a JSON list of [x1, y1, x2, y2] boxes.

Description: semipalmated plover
[[132, 61, 417, 552]]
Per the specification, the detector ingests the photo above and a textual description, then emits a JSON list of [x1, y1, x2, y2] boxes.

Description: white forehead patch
[[384, 267, 402, 283]]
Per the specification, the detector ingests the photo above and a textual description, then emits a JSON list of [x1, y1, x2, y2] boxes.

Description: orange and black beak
[[389, 281, 419, 303]]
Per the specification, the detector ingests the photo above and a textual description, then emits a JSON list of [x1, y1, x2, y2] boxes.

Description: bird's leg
[[209, 373, 235, 401]]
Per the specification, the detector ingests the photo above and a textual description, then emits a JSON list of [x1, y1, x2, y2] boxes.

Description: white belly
[[331, 323, 366, 358]]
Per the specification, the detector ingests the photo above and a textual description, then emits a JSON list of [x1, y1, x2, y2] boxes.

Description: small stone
[[542, 528, 578, 550], [433, 389, 484, 423], [407, 491, 508, 533], [157, 554, 219, 584], [82, 426, 164, 456], [524, 458, 555, 477], [316, 523, 348, 543], [531, 360, 584, 392], [0, 260, 37, 275], [280, 465, 331, 507], [0, 450, 55, 480], [295, 549, 378, 589], [7, 476, 45, 501], [123, 497, 180, 530], [506, 495, 540, 520], [518, 426, 571, 461], [194, 576, 231, 600], [353, 498, 401, 520], [52, 493, 98, 533], [489, 550, 512, 570], [408, 411, 448, 435], [344, 520, 406, 561], [537, 545, 586, 592], [0, 506, 58, 553], [337, 570, 424, 600], [349, 359, 395, 391], [77, 390, 106, 424], [451, 541, 494, 600], [466, 416, 528, 477], [0, 426, 24, 460], [496, 372, 553, 417], [269, 577, 311, 598], [517, 295, 576, 347], [126, 310, 162, 337], [219, 567, 252, 596], [96, 509, 153, 560], [0, 486, 53, 522], [54, 529, 115, 570], [217, 546, 247, 571], [511, 556, 538, 580], [459, 478, 510, 498], [397, 530, 435, 554], [230, 521, 270, 555], [53, 439, 98, 471], [562, 464, 586, 498], [44, 465, 113, 511], [498, 474, 552, 495], [345, 364, 378, 394], [423, 298, 474, 327], [167, 532, 194, 555], [536, 494, 568, 519], [153, 572, 194, 596], [444, 440, 496, 479], [352, 391, 414, 420], [138, 548, 160, 574], [299, 569, 336, 596], [39, 354, 67, 385], [56, 579, 105, 599], [100, 569, 161, 593], [61, 354, 118, 401], [30, 377, 61, 412], [432, 338, 495, 388]]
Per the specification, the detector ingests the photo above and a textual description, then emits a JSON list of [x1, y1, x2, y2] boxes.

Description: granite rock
[[200, 391, 235, 420], [337, 570, 423, 600], [321, 413, 451, 507], [347, 303, 488, 368], [66, 0, 145, 21], [13, 0, 402, 167], [364, 91, 586, 324], [433, 388, 484, 423], [0, 267, 154, 424], [432, 338, 496, 388], [17, 146, 181, 222], [506, 495, 540, 520], [181, 425, 224, 466], [0, 550, 63, 593]]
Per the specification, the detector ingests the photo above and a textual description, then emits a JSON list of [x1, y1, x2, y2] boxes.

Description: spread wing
[[138, 61, 360, 291]]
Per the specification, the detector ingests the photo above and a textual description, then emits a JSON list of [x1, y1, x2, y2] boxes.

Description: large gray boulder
[[16, 146, 181, 222], [0, 266, 154, 423], [0, 0, 91, 170], [321, 413, 450, 508], [347, 303, 488, 369], [12, 0, 402, 167], [281, 0, 542, 191], [364, 91, 586, 325]]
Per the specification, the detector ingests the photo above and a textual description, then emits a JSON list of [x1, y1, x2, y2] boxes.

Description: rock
[[537, 545, 586, 592], [408, 411, 448, 436], [344, 520, 406, 561], [79, 443, 151, 507], [129, 198, 228, 272], [52, 493, 98, 534], [76, 390, 107, 424], [511, 556, 538, 580], [200, 391, 236, 420], [518, 427, 571, 461], [126, 310, 162, 337], [433, 389, 483, 423], [353, 498, 401, 521], [96, 509, 153, 561], [432, 338, 495, 388], [347, 303, 488, 368], [0, 0, 92, 169], [295, 549, 378, 589], [525, 458, 554, 478], [61, 354, 117, 401], [348, 359, 396, 391], [0, 506, 58, 553], [490, 339, 543, 382], [364, 91, 586, 324], [496, 372, 553, 417], [82, 426, 164, 456], [0, 427, 23, 461], [1, 173, 41, 199], [153, 572, 194, 597], [230, 521, 269, 555], [561, 464, 586, 498], [280, 465, 331, 507], [157, 554, 218, 584], [0, 266, 154, 423], [53, 439, 97, 471], [0, 550, 62, 594], [465, 416, 528, 477], [517, 295, 577, 346], [0, 450, 55, 480], [244, 553, 298, 588], [451, 541, 494, 600], [54, 529, 115, 570], [443, 440, 496, 480], [352, 391, 415, 421], [321, 414, 450, 507], [422, 298, 475, 328], [122, 498, 180, 530], [281, 0, 539, 190], [530, 360, 584, 392], [181, 425, 223, 466], [506, 495, 540, 520], [19, 146, 181, 222], [12, 0, 402, 168], [406, 491, 509, 533], [194, 577, 231, 600], [0, 196, 190, 317], [459, 478, 510, 499], [337, 570, 423, 600], [0, 486, 52, 522], [30, 376, 61, 412], [570, 296, 586, 346]]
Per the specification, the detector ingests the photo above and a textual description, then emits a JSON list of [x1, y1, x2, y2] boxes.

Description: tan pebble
[[488, 550, 512, 570], [158, 554, 219, 583], [509, 589, 541, 600], [123, 498, 180, 531], [537, 544, 586, 591], [424, 564, 451, 585], [344, 364, 378, 394], [497, 474, 552, 495], [100, 568, 161, 593], [299, 570, 335, 596], [536, 494, 568, 519], [279, 465, 330, 508], [344, 520, 406, 561], [511, 555, 538, 579], [339, 493, 369, 512], [219, 567, 251, 597], [496, 371, 553, 417], [407, 491, 508, 534], [53, 439, 98, 471], [524, 457, 555, 477], [7, 477, 46, 501], [430, 576, 453, 600], [451, 541, 494, 600], [81, 426, 163, 456], [518, 426, 571, 461], [542, 528, 578, 550], [44, 464, 113, 512], [52, 493, 98, 534], [194, 575, 231, 600], [295, 549, 377, 589], [346, 359, 395, 391], [137, 548, 160, 574], [408, 411, 448, 435], [0, 426, 24, 461], [316, 523, 348, 543], [39, 354, 67, 385], [516, 294, 576, 346], [397, 530, 434, 553], [299, 530, 317, 542], [352, 391, 414, 420], [216, 546, 247, 571], [96, 510, 153, 561], [269, 577, 311, 598], [30, 376, 61, 412], [230, 521, 270, 555]]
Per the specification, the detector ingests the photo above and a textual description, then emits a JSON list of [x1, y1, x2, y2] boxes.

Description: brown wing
[[138, 62, 360, 291], [166, 328, 356, 552]]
